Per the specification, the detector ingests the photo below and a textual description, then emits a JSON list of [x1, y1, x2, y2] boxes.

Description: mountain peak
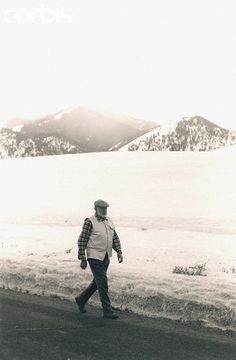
[[0, 106, 156, 158], [120, 116, 236, 151], [180, 115, 227, 130]]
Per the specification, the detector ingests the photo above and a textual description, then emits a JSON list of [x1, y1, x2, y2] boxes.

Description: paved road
[[0, 289, 235, 360]]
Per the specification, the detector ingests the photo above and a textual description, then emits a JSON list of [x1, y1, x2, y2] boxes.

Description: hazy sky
[[0, 0, 236, 129]]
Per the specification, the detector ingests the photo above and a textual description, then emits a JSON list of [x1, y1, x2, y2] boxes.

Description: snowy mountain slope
[[0, 128, 83, 159], [119, 122, 177, 151], [1, 106, 156, 158], [1, 112, 236, 157], [120, 116, 236, 151]]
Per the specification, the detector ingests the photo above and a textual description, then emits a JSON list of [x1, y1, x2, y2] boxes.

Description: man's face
[[96, 206, 107, 217]]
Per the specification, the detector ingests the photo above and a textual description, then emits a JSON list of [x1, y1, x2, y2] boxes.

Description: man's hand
[[117, 253, 123, 263], [80, 259, 87, 270]]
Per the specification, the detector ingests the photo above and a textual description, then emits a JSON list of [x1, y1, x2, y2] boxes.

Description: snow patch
[[54, 107, 76, 121], [119, 122, 177, 151], [54, 113, 62, 121], [12, 124, 24, 132]]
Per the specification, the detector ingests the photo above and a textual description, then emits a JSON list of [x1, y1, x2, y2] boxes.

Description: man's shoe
[[103, 311, 119, 320], [75, 297, 86, 313]]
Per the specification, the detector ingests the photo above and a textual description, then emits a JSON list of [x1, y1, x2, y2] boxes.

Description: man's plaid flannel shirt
[[78, 214, 122, 260]]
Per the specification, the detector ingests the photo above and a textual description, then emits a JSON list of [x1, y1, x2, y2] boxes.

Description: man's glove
[[117, 253, 123, 263], [80, 259, 87, 270]]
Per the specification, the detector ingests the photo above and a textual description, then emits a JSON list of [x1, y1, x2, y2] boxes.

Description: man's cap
[[94, 199, 109, 208]]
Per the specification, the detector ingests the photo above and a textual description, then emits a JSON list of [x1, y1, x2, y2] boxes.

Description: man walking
[[76, 199, 123, 319]]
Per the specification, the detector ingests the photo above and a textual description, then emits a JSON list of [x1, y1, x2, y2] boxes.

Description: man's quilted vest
[[86, 215, 115, 260]]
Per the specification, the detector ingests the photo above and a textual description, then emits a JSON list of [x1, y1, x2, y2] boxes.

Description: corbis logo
[[3, 3, 74, 24]]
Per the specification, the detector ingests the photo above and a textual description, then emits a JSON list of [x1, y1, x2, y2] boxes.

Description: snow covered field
[[0, 150, 236, 330]]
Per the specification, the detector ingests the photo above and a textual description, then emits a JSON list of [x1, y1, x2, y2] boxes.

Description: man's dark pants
[[78, 253, 112, 313]]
